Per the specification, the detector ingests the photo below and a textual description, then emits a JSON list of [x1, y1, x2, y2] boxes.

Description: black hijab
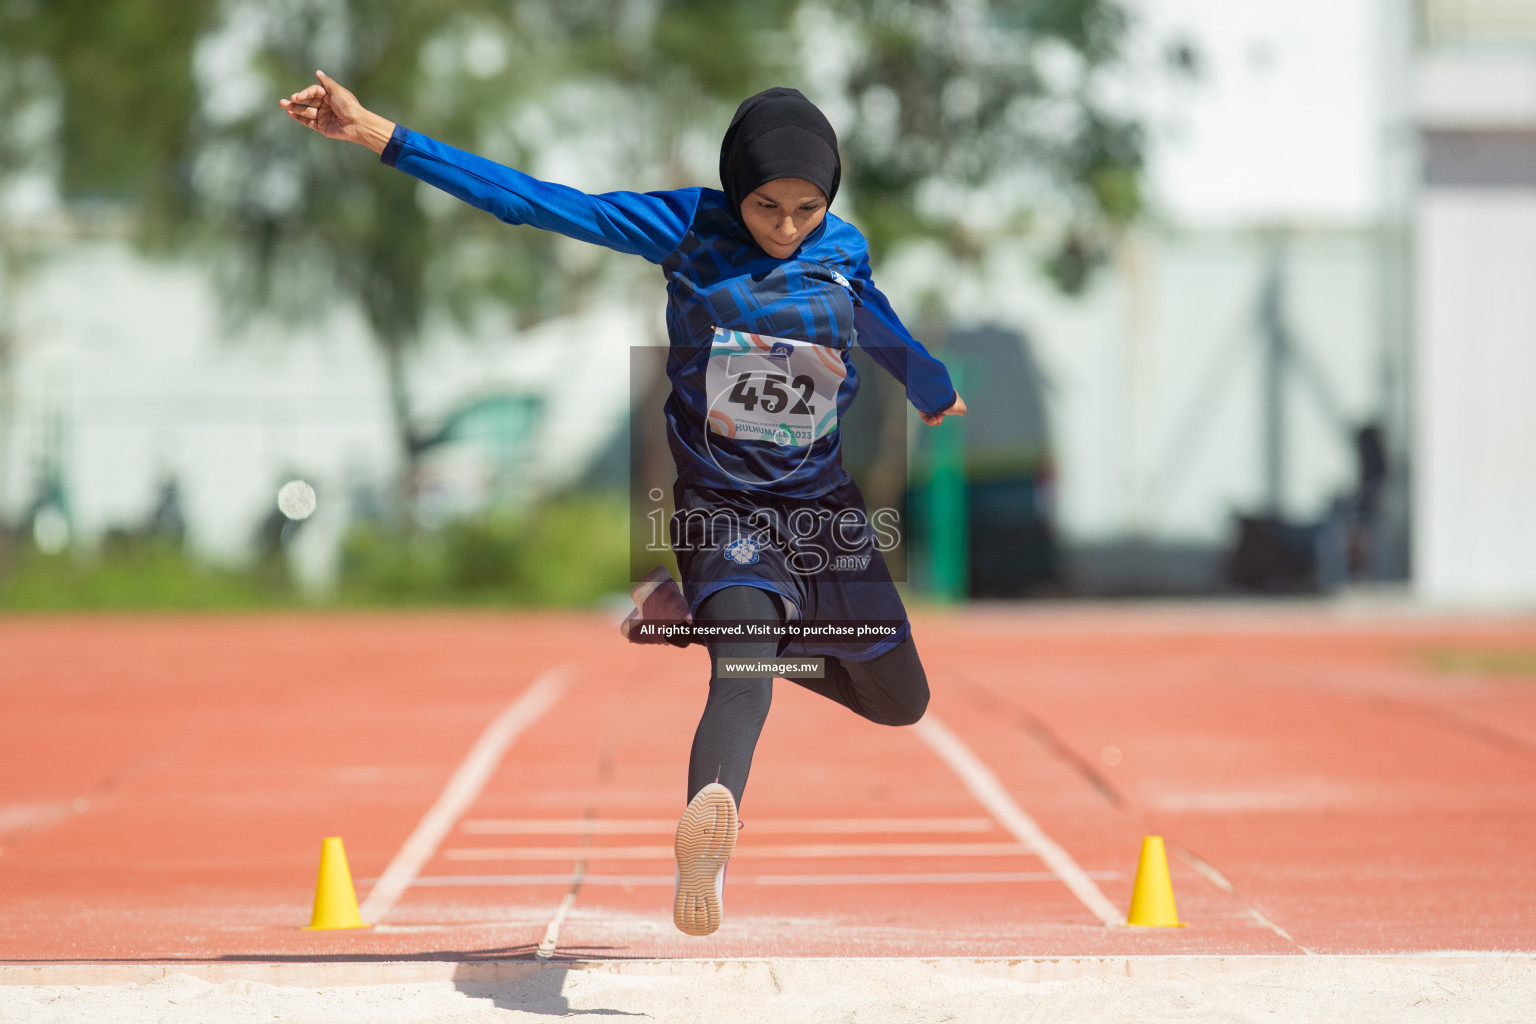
[[719, 87, 840, 227]]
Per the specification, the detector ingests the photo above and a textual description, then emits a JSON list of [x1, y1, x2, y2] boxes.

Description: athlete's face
[[739, 177, 828, 259]]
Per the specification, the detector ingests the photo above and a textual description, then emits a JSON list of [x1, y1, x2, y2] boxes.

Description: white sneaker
[[672, 783, 738, 936]]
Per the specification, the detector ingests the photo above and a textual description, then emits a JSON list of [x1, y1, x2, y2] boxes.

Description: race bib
[[704, 328, 846, 447]]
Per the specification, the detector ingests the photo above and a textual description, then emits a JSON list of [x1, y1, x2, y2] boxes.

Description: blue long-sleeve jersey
[[382, 125, 957, 498]]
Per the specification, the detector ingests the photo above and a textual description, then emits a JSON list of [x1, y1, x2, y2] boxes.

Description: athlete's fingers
[[282, 108, 319, 131], [314, 70, 350, 107], [281, 108, 319, 132], [285, 106, 328, 133], [279, 99, 318, 121]]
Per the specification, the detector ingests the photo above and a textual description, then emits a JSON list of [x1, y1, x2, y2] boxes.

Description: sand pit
[[3, 955, 1534, 1023]]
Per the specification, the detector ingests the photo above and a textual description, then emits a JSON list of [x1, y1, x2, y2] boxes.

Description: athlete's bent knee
[[877, 687, 928, 727], [858, 671, 928, 727], [869, 638, 929, 726]]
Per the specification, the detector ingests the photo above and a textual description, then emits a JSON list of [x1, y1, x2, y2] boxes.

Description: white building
[[1411, 0, 1536, 605], [0, 232, 648, 589]]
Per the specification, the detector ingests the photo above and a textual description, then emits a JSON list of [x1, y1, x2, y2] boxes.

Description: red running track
[[1, 606, 1534, 963]]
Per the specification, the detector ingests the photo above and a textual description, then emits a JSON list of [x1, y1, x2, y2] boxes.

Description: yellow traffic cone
[[304, 837, 370, 930], [1126, 836, 1184, 927]]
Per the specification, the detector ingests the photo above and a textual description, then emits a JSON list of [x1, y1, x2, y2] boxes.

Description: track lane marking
[[1167, 840, 1313, 953], [461, 817, 997, 835], [914, 713, 1125, 927], [358, 667, 571, 923], [535, 812, 593, 959], [443, 841, 1037, 861], [394, 871, 1120, 886]]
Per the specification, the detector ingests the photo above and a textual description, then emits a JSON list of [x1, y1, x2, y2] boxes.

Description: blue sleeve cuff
[[928, 384, 959, 418], [380, 123, 407, 168]]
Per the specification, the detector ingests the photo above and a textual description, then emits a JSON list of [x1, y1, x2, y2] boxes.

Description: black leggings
[[687, 584, 930, 808]]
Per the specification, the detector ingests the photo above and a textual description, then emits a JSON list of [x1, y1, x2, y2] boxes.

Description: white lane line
[[443, 841, 1035, 861], [358, 667, 570, 924], [750, 871, 1119, 885], [535, 814, 594, 960], [395, 871, 1121, 887], [534, 890, 578, 958], [461, 817, 996, 835], [914, 713, 1125, 927], [1168, 841, 1313, 953]]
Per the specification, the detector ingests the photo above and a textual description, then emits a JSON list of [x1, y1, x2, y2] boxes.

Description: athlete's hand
[[279, 71, 396, 154], [921, 393, 967, 426]]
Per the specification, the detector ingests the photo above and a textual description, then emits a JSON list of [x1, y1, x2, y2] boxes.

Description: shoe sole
[[673, 783, 737, 936]]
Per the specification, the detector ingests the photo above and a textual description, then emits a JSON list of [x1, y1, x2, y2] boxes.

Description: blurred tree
[[0, 0, 211, 574], [37, 0, 214, 216], [0, 4, 41, 568], [0, 0, 211, 214], [187, 0, 568, 484], [830, 0, 1145, 291], [565, 0, 1146, 287], [183, 0, 801, 500], [0, 0, 1147, 528]]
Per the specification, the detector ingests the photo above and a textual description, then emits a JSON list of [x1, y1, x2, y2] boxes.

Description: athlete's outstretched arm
[[850, 258, 967, 425], [279, 71, 695, 264]]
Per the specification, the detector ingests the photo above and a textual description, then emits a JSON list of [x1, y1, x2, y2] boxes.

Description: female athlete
[[280, 72, 966, 936]]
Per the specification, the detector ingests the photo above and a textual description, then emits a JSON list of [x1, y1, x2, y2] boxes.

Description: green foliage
[[185, 0, 570, 459], [1042, 231, 1096, 295], [0, 493, 631, 610], [836, 0, 1145, 271], [4, 0, 1151, 336], [646, 0, 797, 98], [0, 538, 296, 612], [0, 0, 211, 220], [337, 492, 630, 606], [1422, 647, 1536, 679]]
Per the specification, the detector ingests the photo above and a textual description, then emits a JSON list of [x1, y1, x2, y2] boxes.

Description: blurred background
[[0, 0, 1530, 611]]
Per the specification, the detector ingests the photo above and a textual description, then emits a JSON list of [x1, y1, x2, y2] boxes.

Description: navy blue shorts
[[670, 477, 910, 661]]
